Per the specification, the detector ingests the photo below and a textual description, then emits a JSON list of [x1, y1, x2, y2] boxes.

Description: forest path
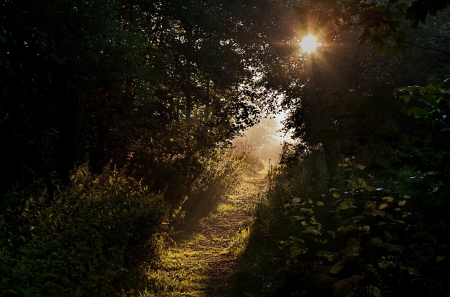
[[143, 167, 268, 297]]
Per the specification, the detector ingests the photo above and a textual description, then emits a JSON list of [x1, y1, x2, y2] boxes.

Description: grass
[[132, 166, 269, 297], [217, 202, 237, 213], [141, 245, 210, 297]]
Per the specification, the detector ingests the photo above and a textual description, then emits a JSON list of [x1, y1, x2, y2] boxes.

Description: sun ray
[[300, 35, 317, 53]]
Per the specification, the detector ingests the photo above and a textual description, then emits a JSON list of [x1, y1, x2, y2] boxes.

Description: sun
[[300, 35, 317, 53]]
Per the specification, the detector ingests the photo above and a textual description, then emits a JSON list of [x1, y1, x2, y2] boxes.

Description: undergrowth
[[233, 142, 450, 296], [0, 147, 243, 296]]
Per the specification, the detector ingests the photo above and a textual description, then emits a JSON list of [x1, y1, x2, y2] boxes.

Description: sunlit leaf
[[292, 197, 302, 203], [398, 200, 406, 206], [378, 260, 389, 269], [340, 203, 349, 209], [408, 267, 419, 275], [378, 203, 389, 209], [356, 178, 367, 187], [382, 197, 394, 202], [333, 193, 341, 198], [316, 201, 324, 206]]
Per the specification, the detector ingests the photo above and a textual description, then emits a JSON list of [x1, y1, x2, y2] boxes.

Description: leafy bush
[[236, 74, 450, 296], [0, 163, 164, 296]]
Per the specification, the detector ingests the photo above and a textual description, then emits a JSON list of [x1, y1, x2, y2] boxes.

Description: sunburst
[[300, 35, 317, 53]]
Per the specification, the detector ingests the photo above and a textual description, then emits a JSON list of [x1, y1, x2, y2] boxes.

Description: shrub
[[0, 163, 164, 296]]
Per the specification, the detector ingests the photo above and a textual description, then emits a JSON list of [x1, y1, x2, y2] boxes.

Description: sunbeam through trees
[[1, 0, 450, 296]]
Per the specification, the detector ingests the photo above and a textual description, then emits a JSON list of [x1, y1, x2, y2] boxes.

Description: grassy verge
[[140, 167, 268, 297]]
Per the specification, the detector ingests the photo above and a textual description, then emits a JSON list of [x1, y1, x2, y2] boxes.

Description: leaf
[[341, 215, 365, 226], [382, 197, 394, 202], [340, 203, 349, 210], [330, 258, 348, 274], [331, 278, 352, 296], [370, 237, 383, 246], [378, 260, 389, 269], [356, 178, 366, 187], [348, 274, 364, 285], [333, 193, 341, 199], [292, 197, 302, 203], [408, 107, 428, 118], [356, 164, 366, 170], [344, 237, 361, 257], [358, 29, 371, 45], [364, 286, 382, 297], [398, 200, 406, 206], [316, 201, 324, 206], [408, 267, 420, 275], [378, 203, 389, 209], [290, 243, 307, 257], [437, 255, 445, 263], [382, 243, 403, 253]]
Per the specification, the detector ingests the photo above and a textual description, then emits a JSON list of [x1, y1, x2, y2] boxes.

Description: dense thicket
[[233, 1, 450, 297], [0, 0, 302, 295]]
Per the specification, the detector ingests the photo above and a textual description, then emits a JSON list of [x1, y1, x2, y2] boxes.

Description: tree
[[294, 0, 450, 53]]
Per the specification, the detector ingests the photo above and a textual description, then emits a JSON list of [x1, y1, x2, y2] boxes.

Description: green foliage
[[237, 146, 450, 296], [0, 163, 164, 296], [236, 63, 450, 295]]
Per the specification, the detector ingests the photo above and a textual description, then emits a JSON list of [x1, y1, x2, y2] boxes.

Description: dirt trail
[[144, 168, 268, 297]]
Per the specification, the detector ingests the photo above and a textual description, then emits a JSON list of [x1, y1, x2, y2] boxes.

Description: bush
[[0, 163, 164, 296], [237, 146, 450, 297]]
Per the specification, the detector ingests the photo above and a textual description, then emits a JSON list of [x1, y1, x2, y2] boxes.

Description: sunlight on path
[[141, 168, 268, 297]]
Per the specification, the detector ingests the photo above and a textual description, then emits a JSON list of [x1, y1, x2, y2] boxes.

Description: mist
[[233, 115, 287, 164]]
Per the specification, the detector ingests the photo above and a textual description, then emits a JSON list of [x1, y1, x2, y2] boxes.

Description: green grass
[[132, 167, 268, 297], [141, 246, 210, 297]]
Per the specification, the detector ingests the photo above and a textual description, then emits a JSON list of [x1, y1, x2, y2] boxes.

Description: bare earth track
[[144, 168, 268, 297]]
